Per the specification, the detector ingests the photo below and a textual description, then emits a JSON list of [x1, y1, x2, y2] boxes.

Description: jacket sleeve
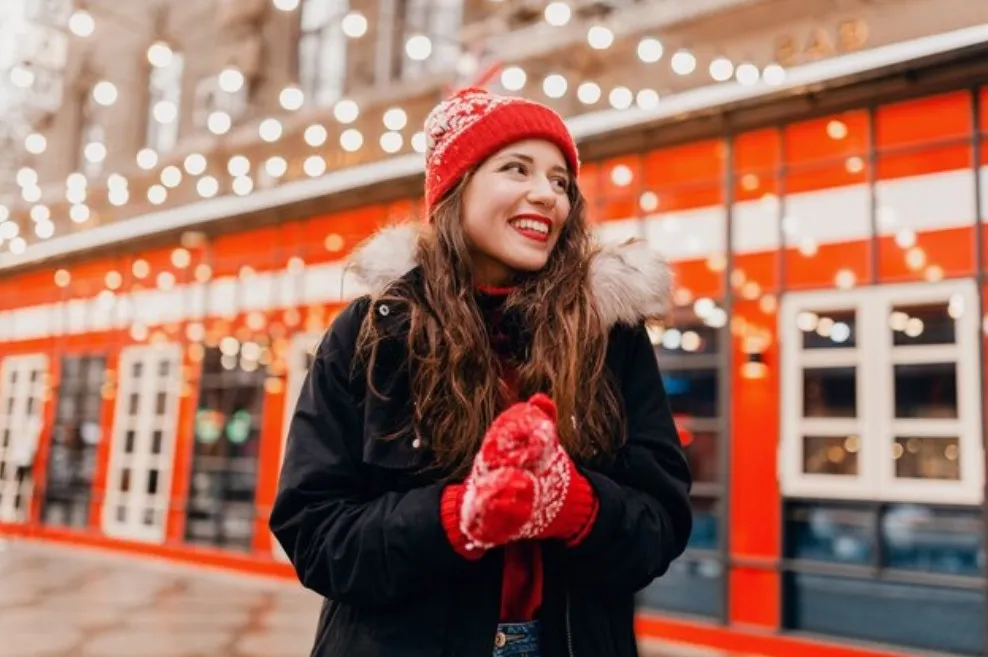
[[268, 299, 474, 606], [563, 321, 693, 593]]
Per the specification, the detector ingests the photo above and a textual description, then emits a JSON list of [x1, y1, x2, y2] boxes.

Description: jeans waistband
[[493, 620, 541, 657]]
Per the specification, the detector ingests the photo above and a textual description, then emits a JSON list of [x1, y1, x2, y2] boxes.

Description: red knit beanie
[[423, 87, 580, 212]]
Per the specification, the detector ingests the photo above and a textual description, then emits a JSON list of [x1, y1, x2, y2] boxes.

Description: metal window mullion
[[966, 87, 988, 652], [867, 104, 879, 285], [717, 129, 734, 626]]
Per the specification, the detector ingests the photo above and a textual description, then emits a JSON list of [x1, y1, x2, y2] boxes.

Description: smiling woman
[[270, 86, 692, 657]]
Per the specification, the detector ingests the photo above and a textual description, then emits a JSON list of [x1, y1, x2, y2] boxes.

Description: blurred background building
[[0, 0, 987, 655]]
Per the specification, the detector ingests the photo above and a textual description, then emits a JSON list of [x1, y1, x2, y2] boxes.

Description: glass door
[[42, 354, 106, 528], [184, 340, 266, 551]]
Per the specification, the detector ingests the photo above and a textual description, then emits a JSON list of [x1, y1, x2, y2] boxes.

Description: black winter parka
[[269, 225, 693, 657]]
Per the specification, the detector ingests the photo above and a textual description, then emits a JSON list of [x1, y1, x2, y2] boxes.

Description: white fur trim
[[347, 222, 421, 296], [588, 238, 673, 327], [347, 224, 672, 327]]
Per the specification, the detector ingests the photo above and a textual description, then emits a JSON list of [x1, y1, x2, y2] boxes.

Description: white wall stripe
[[785, 183, 872, 244], [733, 197, 781, 254], [978, 168, 988, 222], [595, 218, 644, 245], [875, 168, 977, 235], [644, 206, 727, 260]]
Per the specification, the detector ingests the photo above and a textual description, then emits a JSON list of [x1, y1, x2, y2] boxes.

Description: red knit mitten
[[459, 394, 597, 550], [460, 467, 536, 548], [513, 395, 598, 544], [456, 395, 557, 550], [475, 396, 558, 474]]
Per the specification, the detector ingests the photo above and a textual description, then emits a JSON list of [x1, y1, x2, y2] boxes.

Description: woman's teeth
[[510, 218, 549, 234]]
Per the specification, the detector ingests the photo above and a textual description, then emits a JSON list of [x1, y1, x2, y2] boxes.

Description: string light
[[587, 26, 614, 50], [405, 35, 432, 61], [92, 81, 118, 106], [341, 11, 368, 38], [68, 10, 95, 37], [544, 2, 571, 26], [333, 99, 359, 124], [1, 5, 795, 259], [637, 38, 663, 63]]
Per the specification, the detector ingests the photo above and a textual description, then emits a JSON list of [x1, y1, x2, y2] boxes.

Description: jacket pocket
[[356, 324, 432, 473], [360, 390, 431, 474]]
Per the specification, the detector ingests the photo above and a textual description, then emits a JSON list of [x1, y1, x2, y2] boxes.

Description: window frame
[[145, 51, 185, 154], [398, 0, 463, 79], [78, 88, 103, 179], [780, 280, 983, 505], [297, 0, 349, 107]]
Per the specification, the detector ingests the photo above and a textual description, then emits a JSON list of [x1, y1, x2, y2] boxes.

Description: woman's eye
[[503, 162, 527, 174]]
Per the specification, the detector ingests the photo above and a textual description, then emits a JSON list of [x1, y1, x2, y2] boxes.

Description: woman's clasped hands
[[458, 393, 592, 552]]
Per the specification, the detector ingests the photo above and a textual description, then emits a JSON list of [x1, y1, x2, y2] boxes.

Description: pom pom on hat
[[423, 87, 579, 212]]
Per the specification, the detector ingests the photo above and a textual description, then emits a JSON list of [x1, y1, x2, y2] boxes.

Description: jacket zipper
[[564, 588, 575, 657]]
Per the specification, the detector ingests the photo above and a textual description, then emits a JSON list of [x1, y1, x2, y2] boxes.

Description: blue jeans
[[492, 620, 541, 657]]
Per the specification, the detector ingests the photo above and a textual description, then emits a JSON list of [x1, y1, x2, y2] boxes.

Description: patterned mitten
[[455, 394, 556, 550], [510, 395, 597, 544], [460, 394, 597, 549]]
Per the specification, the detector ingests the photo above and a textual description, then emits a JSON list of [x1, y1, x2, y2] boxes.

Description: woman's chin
[[504, 255, 551, 276]]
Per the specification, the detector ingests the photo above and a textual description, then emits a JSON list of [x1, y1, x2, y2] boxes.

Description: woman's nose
[[526, 178, 557, 208]]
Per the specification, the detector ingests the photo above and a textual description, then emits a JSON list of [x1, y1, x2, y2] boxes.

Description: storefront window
[[636, 306, 725, 620], [780, 281, 981, 503], [782, 111, 871, 290], [42, 355, 105, 528], [783, 502, 985, 656], [979, 86, 988, 136], [643, 140, 726, 303], [780, 280, 984, 655], [733, 128, 782, 296], [593, 155, 646, 245], [980, 86, 988, 241], [875, 92, 976, 282]]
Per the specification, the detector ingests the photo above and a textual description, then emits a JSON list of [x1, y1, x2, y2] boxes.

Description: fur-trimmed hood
[[347, 223, 673, 328]]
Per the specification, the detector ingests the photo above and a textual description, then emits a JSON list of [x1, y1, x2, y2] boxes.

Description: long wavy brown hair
[[356, 173, 625, 479]]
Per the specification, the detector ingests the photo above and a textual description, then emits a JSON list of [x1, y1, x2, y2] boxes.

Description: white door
[[101, 344, 182, 542], [0, 354, 48, 523]]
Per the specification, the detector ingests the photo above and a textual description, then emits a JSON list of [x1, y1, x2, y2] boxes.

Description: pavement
[[0, 538, 730, 657]]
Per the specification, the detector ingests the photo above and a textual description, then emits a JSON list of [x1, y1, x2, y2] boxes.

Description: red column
[[728, 298, 782, 629]]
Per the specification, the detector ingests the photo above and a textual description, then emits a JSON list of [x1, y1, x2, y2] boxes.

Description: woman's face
[[459, 139, 572, 287]]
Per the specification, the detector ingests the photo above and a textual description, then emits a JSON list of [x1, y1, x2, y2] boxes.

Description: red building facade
[[1, 30, 987, 657]]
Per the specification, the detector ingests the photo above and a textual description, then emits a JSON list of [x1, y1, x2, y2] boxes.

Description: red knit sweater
[[439, 288, 599, 622]]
